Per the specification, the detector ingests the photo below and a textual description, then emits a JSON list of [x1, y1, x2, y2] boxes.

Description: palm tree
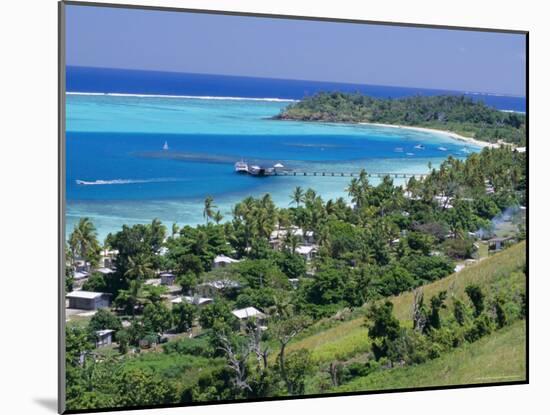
[[203, 196, 216, 224], [171, 222, 179, 238], [290, 186, 305, 207], [69, 217, 100, 266], [255, 207, 274, 239], [213, 210, 224, 224], [284, 232, 300, 254], [124, 254, 154, 282], [277, 209, 291, 231], [115, 279, 144, 317], [346, 178, 362, 208]]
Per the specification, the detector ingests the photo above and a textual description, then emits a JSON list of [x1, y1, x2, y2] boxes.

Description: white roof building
[[95, 267, 115, 275], [295, 245, 316, 255], [73, 271, 89, 280], [232, 307, 266, 320], [213, 255, 241, 266], [66, 291, 106, 300], [172, 296, 213, 306], [202, 279, 241, 290]]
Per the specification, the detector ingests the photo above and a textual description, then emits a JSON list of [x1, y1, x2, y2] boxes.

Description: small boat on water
[[406, 152, 415, 156], [438, 146, 448, 151], [235, 160, 248, 173], [414, 144, 425, 149], [394, 147, 404, 153], [248, 165, 274, 177], [163, 141, 169, 151]]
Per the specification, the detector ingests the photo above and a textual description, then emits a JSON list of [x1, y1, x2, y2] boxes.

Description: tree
[[69, 217, 100, 266], [203, 196, 216, 224], [117, 330, 130, 354], [412, 288, 427, 332], [124, 254, 154, 282], [270, 314, 311, 393], [406, 232, 435, 255], [172, 302, 196, 333], [113, 368, 176, 407], [114, 279, 144, 317], [88, 309, 122, 336], [453, 298, 468, 326], [425, 291, 447, 332], [171, 222, 179, 238], [199, 301, 237, 329], [465, 284, 485, 317], [82, 273, 108, 293], [493, 295, 508, 328], [284, 349, 315, 395], [213, 210, 224, 224], [365, 301, 401, 360], [290, 186, 305, 207], [276, 252, 306, 279], [142, 302, 173, 334], [236, 259, 288, 290], [215, 329, 252, 393]]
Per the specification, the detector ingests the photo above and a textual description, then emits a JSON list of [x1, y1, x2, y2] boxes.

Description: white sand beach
[[358, 122, 502, 148]]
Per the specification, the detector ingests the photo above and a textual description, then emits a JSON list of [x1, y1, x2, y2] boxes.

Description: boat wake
[[75, 178, 185, 186]]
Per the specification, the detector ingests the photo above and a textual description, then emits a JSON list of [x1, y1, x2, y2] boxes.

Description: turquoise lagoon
[[66, 93, 480, 240]]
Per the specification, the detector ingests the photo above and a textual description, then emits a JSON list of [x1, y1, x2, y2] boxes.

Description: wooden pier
[[233, 161, 426, 180], [272, 171, 427, 180]]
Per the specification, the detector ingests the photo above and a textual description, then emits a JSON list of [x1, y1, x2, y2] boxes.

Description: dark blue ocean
[[67, 66, 526, 112]]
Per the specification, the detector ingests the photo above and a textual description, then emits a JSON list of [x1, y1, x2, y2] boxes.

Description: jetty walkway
[[272, 171, 427, 179]]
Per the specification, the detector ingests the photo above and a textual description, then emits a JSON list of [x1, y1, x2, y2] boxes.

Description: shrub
[[162, 336, 213, 357], [465, 315, 494, 343]]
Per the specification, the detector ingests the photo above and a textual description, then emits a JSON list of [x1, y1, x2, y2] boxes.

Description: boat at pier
[[234, 160, 280, 176], [234, 160, 248, 173]]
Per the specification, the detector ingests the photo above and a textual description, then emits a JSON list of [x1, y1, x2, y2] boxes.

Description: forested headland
[[275, 93, 526, 145]]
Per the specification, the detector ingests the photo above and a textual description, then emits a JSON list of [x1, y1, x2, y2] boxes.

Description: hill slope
[[286, 242, 526, 364], [336, 320, 526, 392]]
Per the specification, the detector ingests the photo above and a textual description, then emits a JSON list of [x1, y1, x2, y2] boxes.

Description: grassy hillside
[[286, 242, 526, 364], [336, 319, 526, 392]]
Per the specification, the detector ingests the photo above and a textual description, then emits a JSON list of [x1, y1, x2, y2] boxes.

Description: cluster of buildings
[[66, 226, 318, 348]]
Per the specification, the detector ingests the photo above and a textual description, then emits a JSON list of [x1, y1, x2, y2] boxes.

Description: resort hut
[[198, 279, 241, 297], [232, 307, 267, 329], [95, 329, 114, 348], [212, 255, 241, 269], [73, 271, 89, 282], [171, 295, 213, 307], [488, 236, 514, 251], [295, 245, 317, 262], [95, 267, 115, 276], [66, 291, 111, 311], [160, 272, 176, 286], [74, 259, 91, 273], [99, 249, 118, 268]]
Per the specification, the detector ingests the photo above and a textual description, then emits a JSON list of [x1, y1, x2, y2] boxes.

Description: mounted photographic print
[[59, 1, 528, 413]]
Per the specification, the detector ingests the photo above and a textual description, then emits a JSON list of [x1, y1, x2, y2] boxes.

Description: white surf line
[[66, 91, 299, 103]]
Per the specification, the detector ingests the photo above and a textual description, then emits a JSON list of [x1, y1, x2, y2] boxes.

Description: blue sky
[[66, 4, 526, 96]]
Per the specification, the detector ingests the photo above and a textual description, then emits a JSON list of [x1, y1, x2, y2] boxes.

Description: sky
[[65, 4, 526, 96]]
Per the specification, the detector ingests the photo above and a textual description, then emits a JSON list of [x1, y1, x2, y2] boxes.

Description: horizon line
[[66, 65, 526, 99]]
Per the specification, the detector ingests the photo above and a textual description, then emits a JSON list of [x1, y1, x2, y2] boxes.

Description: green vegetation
[[336, 320, 525, 392], [276, 92, 526, 145], [65, 146, 526, 410]]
